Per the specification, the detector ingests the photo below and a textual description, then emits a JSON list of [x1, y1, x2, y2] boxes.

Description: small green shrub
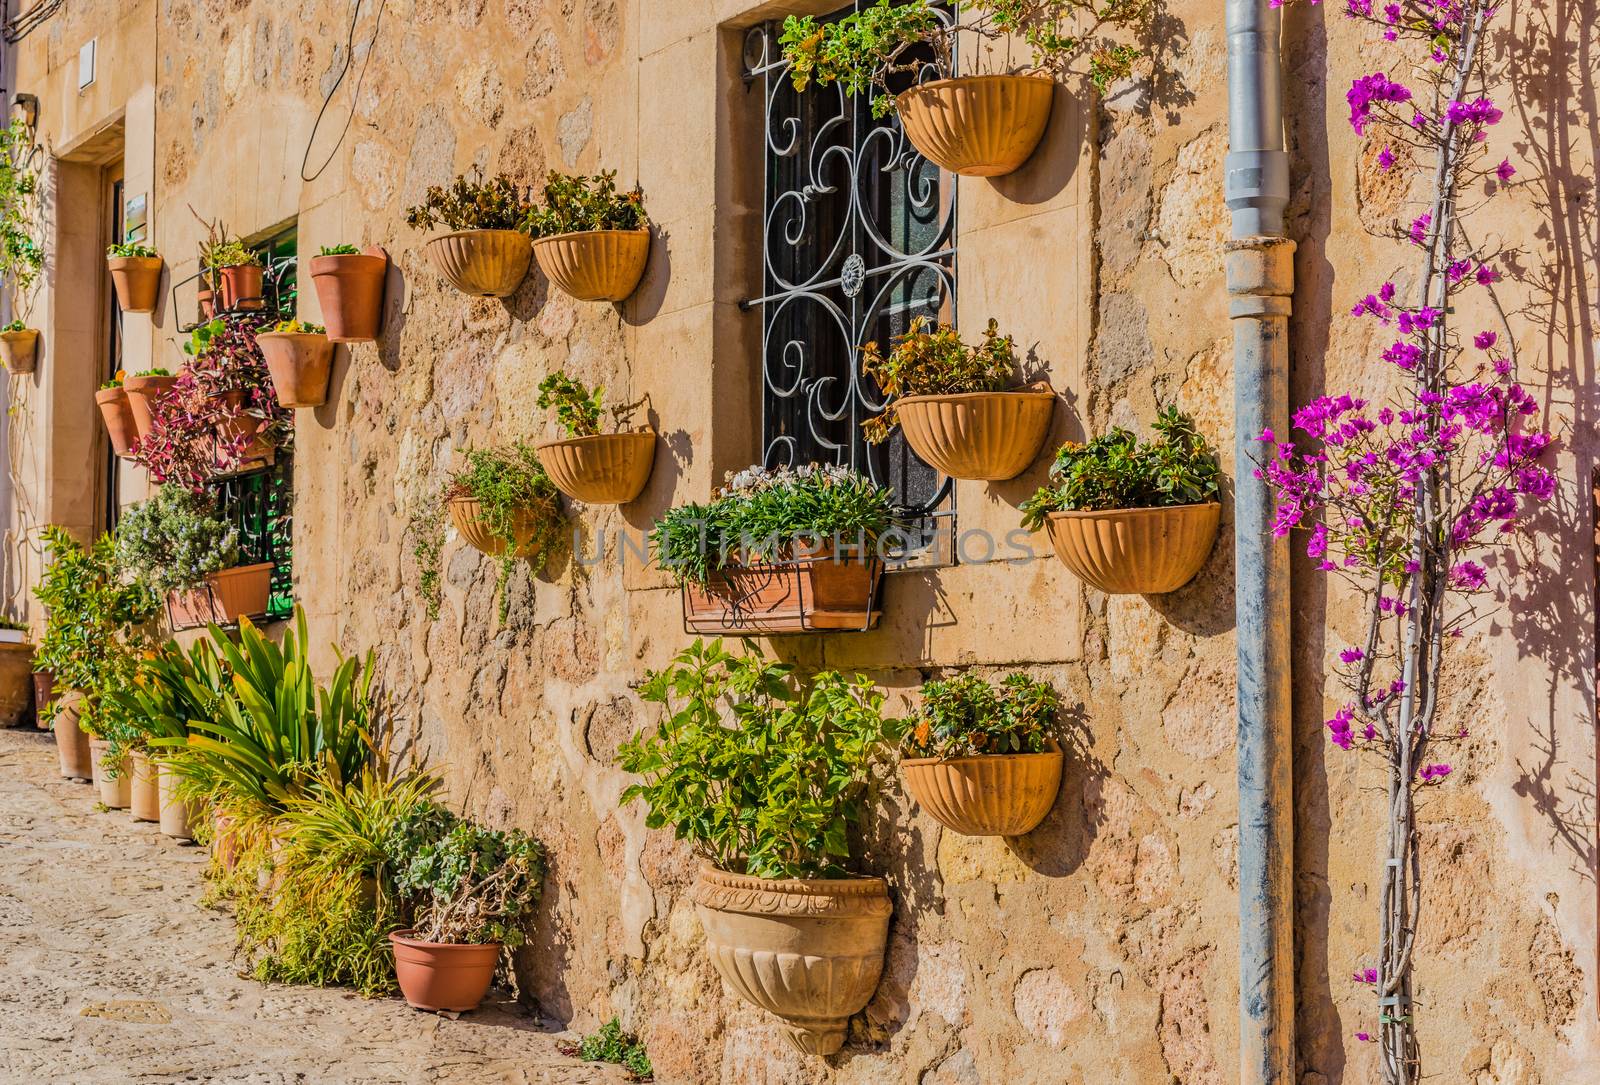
[[404, 169, 530, 232], [107, 241, 158, 259], [524, 170, 647, 238], [1, 319, 26, 332], [115, 486, 240, 594], [318, 243, 360, 256], [860, 316, 1016, 443], [898, 673, 1061, 759], [383, 808, 547, 946], [535, 371, 642, 439], [269, 319, 325, 335], [561, 1018, 653, 1081], [208, 239, 262, 269]]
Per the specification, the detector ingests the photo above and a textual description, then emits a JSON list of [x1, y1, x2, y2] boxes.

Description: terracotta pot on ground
[[684, 553, 881, 635], [390, 931, 502, 1012], [901, 741, 1064, 836], [425, 230, 532, 298], [1044, 501, 1221, 594], [257, 331, 335, 408], [129, 751, 161, 822], [166, 562, 275, 630], [32, 669, 56, 729], [95, 386, 140, 457], [108, 255, 164, 313], [157, 762, 197, 841], [212, 811, 241, 870], [694, 866, 891, 1055], [308, 250, 386, 342], [894, 388, 1056, 481], [531, 228, 650, 302], [89, 739, 132, 809], [535, 431, 656, 504], [0, 642, 32, 728], [447, 496, 557, 559], [123, 373, 180, 442], [895, 74, 1055, 177], [52, 691, 92, 781], [218, 264, 265, 310], [0, 328, 39, 374]]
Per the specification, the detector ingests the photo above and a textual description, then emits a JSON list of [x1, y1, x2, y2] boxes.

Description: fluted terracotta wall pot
[[258, 331, 334, 407], [895, 388, 1055, 481], [425, 230, 533, 297], [693, 866, 891, 1055], [108, 255, 164, 312], [391, 932, 501, 1012], [157, 763, 197, 840], [536, 431, 655, 504], [448, 496, 555, 559], [532, 228, 650, 302], [902, 741, 1064, 836], [124, 373, 180, 441], [218, 263, 264, 310], [1045, 501, 1221, 594], [95, 386, 139, 457], [0, 328, 38, 374], [895, 74, 1055, 177], [129, 751, 162, 822], [89, 739, 132, 809], [52, 691, 91, 780], [308, 250, 386, 341]]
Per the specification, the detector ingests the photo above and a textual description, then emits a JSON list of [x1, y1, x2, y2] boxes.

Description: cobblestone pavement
[[0, 727, 624, 1085]]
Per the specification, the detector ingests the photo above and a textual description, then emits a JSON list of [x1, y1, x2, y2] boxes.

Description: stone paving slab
[[0, 728, 625, 1085]]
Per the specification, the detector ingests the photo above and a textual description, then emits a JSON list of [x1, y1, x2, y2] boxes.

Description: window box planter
[[217, 263, 265, 311], [895, 74, 1055, 178], [308, 250, 386, 342], [535, 430, 656, 505], [95, 386, 139, 458], [424, 229, 532, 298], [0, 328, 39, 374], [157, 762, 197, 840], [682, 553, 882, 635], [894, 387, 1056, 481], [165, 562, 275, 631], [1044, 501, 1221, 594], [52, 691, 91, 781], [124, 372, 181, 442], [89, 738, 132, 809], [0, 641, 31, 728], [258, 330, 334, 408], [447, 494, 558, 560], [390, 931, 501, 1012], [901, 740, 1063, 836], [693, 866, 891, 1055], [108, 255, 164, 313], [531, 227, 650, 302]]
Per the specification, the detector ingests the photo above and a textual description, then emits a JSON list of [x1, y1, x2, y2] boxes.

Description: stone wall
[[6, 0, 1597, 1081]]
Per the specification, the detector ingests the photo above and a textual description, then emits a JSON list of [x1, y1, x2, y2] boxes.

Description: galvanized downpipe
[[1226, 0, 1296, 1081]]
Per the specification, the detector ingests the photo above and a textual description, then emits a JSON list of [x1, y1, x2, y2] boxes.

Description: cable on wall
[[3, 0, 65, 44], [300, 0, 387, 184]]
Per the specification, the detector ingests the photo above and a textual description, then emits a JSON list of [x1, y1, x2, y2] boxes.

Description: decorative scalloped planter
[[391, 931, 501, 1012], [258, 330, 335, 407], [123, 373, 180, 442], [308, 250, 387, 341], [218, 263, 265, 310], [89, 739, 132, 809], [531, 228, 650, 302], [894, 388, 1055, 481], [51, 691, 90, 781], [693, 865, 891, 1055], [536, 431, 655, 504], [95, 386, 139, 458], [129, 750, 161, 822], [1044, 501, 1221, 594], [166, 562, 275, 630], [0, 328, 39, 374], [108, 255, 163, 313], [895, 74, 1055, 177], [425, 230, 533, 297], [158, 762, 197, 840], [901, 743, 1063, 837], [447, 495, 557, 559]]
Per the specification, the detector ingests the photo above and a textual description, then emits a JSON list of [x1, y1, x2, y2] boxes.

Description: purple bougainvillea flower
[[1378, 145, 1396, 170], [1339, 646, 1365, 664], [1347, 72, 1412, 134], [1356, 1032, 1373, 1043], [1419, 763, 1453, 783], [1476, 263, 1500, 285], [1495, 158, 1515, 181], [1409, 212, 1432, 245], [1473, 330, 1497, 350]]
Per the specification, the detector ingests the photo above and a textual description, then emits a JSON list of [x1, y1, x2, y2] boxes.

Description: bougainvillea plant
[[1258, 0, 1553, 1079]]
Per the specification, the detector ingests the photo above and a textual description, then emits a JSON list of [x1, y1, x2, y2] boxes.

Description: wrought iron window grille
[[171, 252, 298, 333], [207, 455, 295, 622]]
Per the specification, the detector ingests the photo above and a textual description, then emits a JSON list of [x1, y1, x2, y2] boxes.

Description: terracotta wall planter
[[258, 331, 335, 408], [123, 373, 180, 442], [198, 287, 216, 318], [166, 562, 275, 630], [89, 739, 132, 809], [531, 228, 650, 302], [0, 328, 39, 374], [447, 496, 556, 559], [52, 691, 91, 780], [894, 388, 1056, 481], [683, 555, 881, 635], [1044, 501, 1221, 594], [391, 931, 501, 1012], [129, 751, 162, 822], [308, 250, 386, 341], [208, 389, 274, 466], [217, 263, 264, 310], [0, 642, 32, 728], [95, 386, 140, 458], [901, 742, 1064, 836], [108, 255, 164, 313], [693, 866, 891, 1055], [895, 74, 1055, 177], [157, 763, 197, 840], [536, 431, 656, 504], [425, 230, 532, 297]]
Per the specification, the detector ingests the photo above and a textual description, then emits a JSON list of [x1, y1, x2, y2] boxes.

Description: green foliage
[[651, 464, 898, 588], [107, 242, 158, 259], [269, 319, 325, 334], [103, 637, 226, 780], [898, 673, 1061, 759], [318, 244, 360, 256], [382, 807, 547, 946], [115, 486, 240, 594], [138, 366, 173, 377], [563, 1018, 653, 1081], [0, 615, 27, 632], [780, 1, 941, 117], [860, 316, 1016, 443], [208, 239, 262, 270], [1020, 407, 1220, 529], [537, 372, 603, 438], [404, 169, 530, 232], [523, 170, 648, 239], [0, 119, 42, 299], [1, 319, 25, 332], [619, 639, 899, 879]]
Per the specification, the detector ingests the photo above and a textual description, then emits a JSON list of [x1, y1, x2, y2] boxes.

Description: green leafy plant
[[136, 366, 172, 377], [0, 615, 27, 633], [619, 638, 899, 880], [523, 170, 648, 239], [107, 242, 158, 259], [536, 371, 642, 439], [1020, 407, 1220, 529], [382, 807, 547, 946], [404, 169, 530, 232], [99, 369, 126, 391], [860, 316, 1017, 443], [115, 486, 240, 594], [1, 319, 25, 332], [898, 673, 1061, 759], [0, 118, 42, 301], [561, 1018, 653, 1081], [269, 319, 325, 334], [318, 244, 360, 256], [208, 239, 262, 270]]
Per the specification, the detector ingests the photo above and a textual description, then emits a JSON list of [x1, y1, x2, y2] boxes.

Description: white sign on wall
[[77, 39, 95, 90]]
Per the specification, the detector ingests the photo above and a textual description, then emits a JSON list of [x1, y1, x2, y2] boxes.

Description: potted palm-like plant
[[0, 318, 38, 374], [116, 486, 272, 629], [1021, 406, 1221, 594], [106, 241, 163, 313], [780, 0, 1147, 177], [256, 319, 334, 408], [534, 372, 655, 504], [526, 171, 650, 303], [406, 170, 533, 298], [95, 370, 139, 458], [862, 316, 1055, 481], [620, 639, 898, 1056], [307, 243, 386, 342]]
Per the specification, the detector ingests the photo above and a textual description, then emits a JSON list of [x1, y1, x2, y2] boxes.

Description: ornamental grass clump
[[898, 673, 1061, 759], [115, 486, 240, 595], [860, 316, 1017, 443], [523, 170, 647, 238], [404, 169, 530, 232], [382, 807, 547, 947]]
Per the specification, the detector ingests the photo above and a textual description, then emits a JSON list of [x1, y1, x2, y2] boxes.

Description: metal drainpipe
[[1225, 0, 1296, 1081]]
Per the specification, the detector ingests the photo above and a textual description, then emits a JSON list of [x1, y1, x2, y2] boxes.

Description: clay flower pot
[[258, 330, 335, 408], [894, 388, 1056, 481], [684, 552, 882, 635], [33, 669, 56, 728], [901, 742, 1064, 836], [536, 431, 656, 504], [197, 287, 216, 319], [1044, 501, 1221, 594], [108, 255, 164, 313], [391, 931, 502, 1012], [308, 250, 386, 341], [208, 389, 274, 466], [157, 762, 197, 840], [531, 228, 650, 302], [425, 230, 533, 298], [95, 386, 140, 457], [895, 74, 1055, 177], [693, 865, 891, 1055], [129, 750, 162, 822], [0, 642, 32, 728], [89, 739, 132, 809], [0, 328, 39, 374], [218, 263, 265, 310], [123, 373, 180, 442], [447, 496, 556, 559], [166, 562, 275, 630], [52, 691, 92, 781], [212, 811, 241, 870]]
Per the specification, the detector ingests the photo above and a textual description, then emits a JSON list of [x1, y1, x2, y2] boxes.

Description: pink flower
[[1419, 763, 1453, 783], [1378, 145, 1396, 170], [1409, 213, 1432, 245], [1356, 1032, 1373, 1043], [1339, 646, 1365, 664], [1353, 967, 1379, 984], [1474, 330, 1497, 350], [1495, 158, 1515, 181], [1476, 263, 1500, 285], [1347, 72, 1413, 135]]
